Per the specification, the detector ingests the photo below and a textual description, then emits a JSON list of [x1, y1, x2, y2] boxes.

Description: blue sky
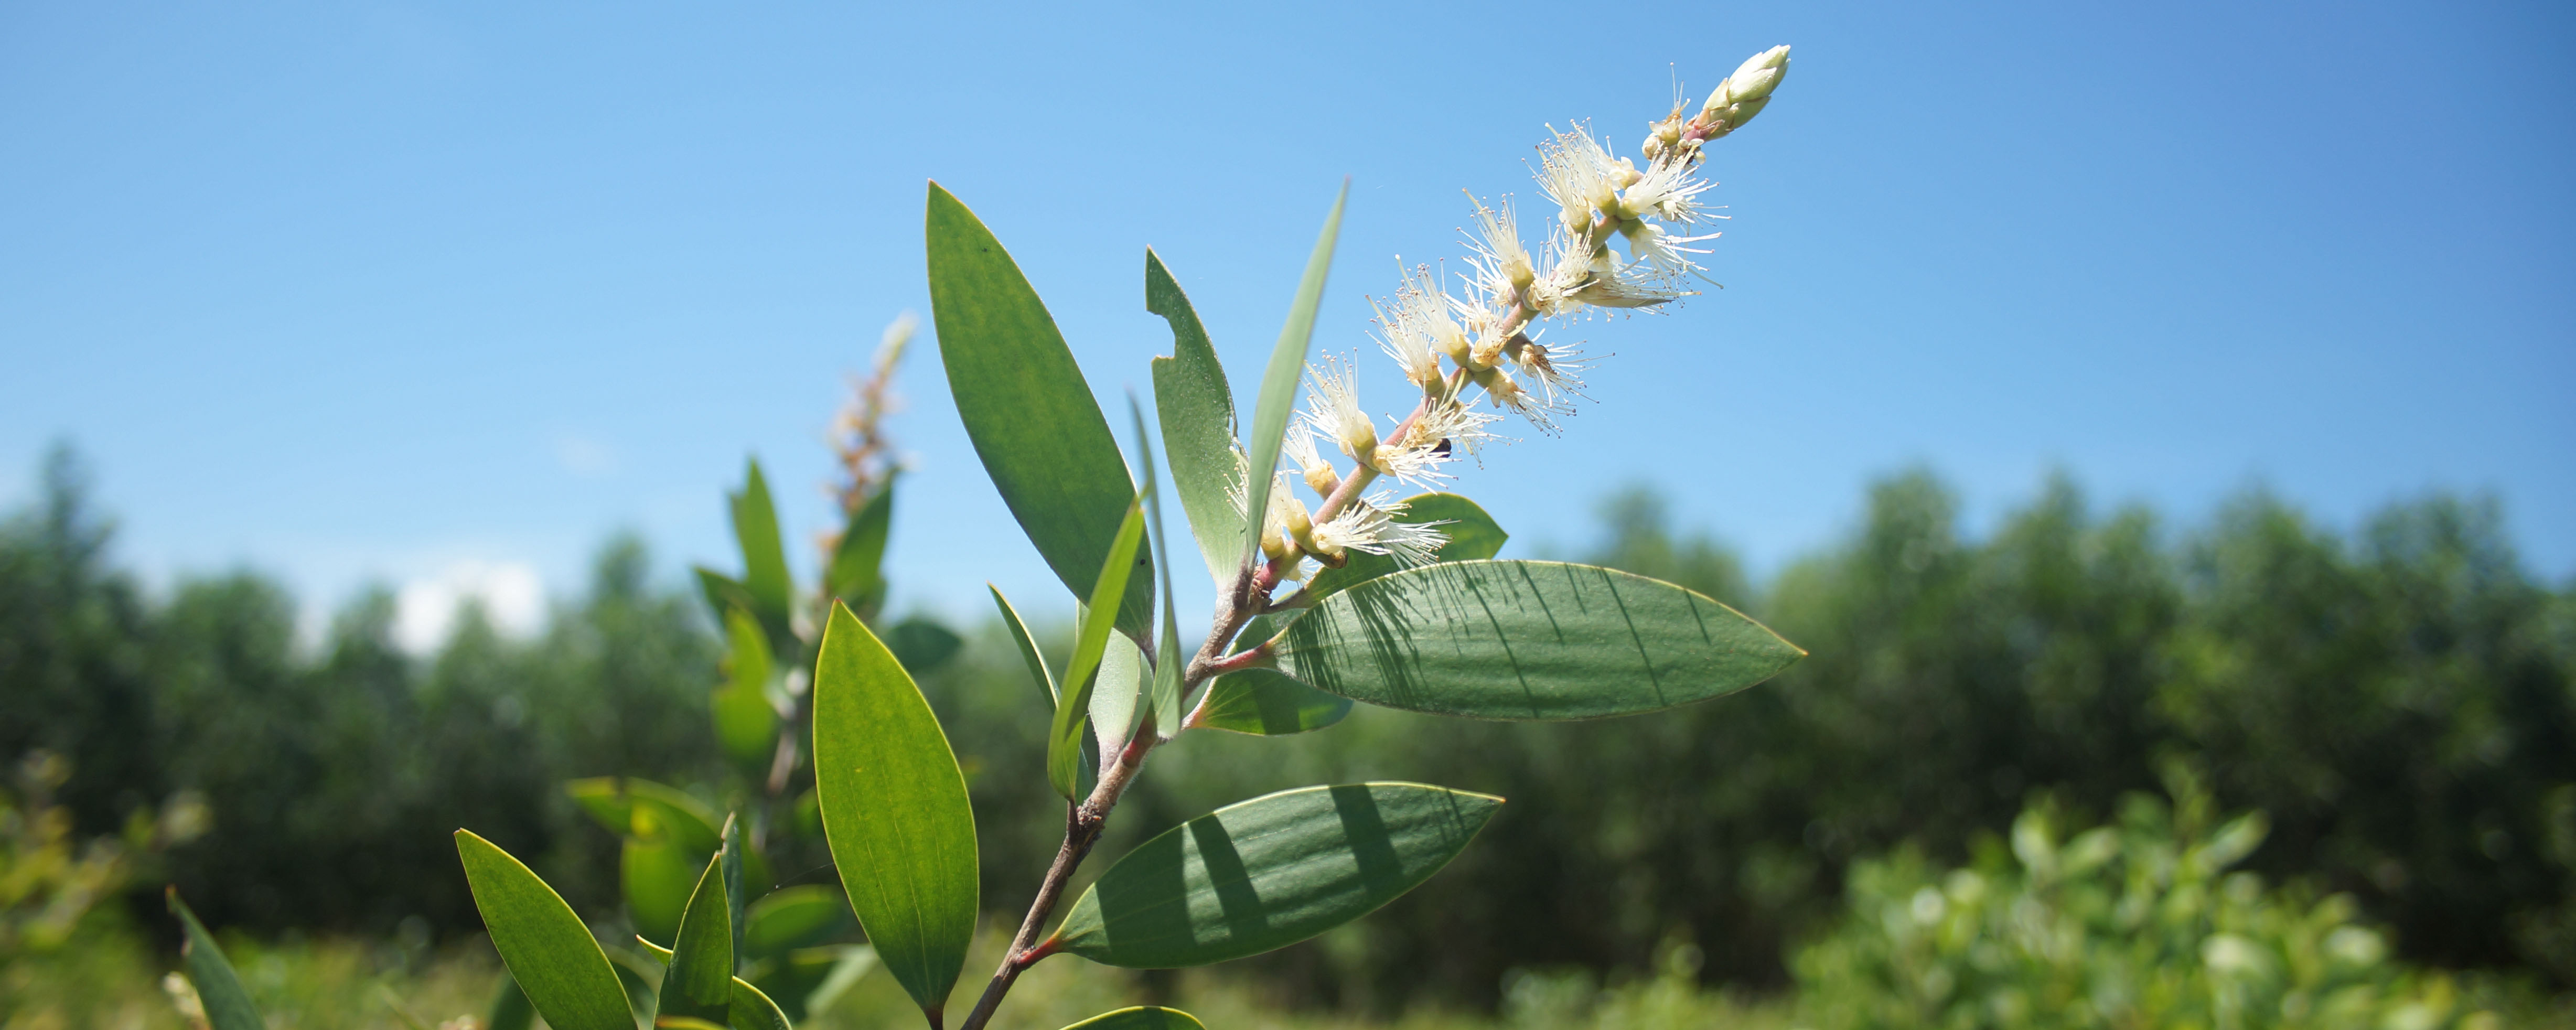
[[4, 1, 2570, 643]]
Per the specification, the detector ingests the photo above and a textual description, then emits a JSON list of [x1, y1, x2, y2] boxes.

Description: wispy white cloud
[[393, 560, 544, 653]]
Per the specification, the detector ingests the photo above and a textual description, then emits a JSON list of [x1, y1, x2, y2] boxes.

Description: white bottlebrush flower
[[1310, 495, 1450, 567], [1372, 398, 1502, 485], [1281, 423, 1339, 497], [1370, 264, 1458, 391], [1506, 334, 1591, 408], [1526, 223, 1603, 318], [1618, 157, 1713, 225], [1465, 195, 1536, 305], [1252, 471, 1315, 582], [1571, 238, 1687, 308], [1222, 444, 1254, 520], [1619, 219, 1721, 281], [1417, 395, 1503, 457], [1536, 124, 1622, 235], [1298, 353, 1379, 464], [1573, 273, 1685, 309], [1472, 364, 1573, 434], [1271, 479, 1313, 542]]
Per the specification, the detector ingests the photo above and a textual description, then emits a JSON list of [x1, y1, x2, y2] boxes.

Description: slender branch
[[957, 731, 1156, 1030]]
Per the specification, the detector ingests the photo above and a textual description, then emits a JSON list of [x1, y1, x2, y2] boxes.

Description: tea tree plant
[[564, 314, 959, 1021], [166, 46, 1801, 1030]]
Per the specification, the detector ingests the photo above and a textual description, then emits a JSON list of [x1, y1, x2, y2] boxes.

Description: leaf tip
[[825, 597, 861, 632], [926, 180, 964, 213]]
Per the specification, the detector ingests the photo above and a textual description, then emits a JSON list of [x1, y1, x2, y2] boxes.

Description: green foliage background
[[5, 445, 2571, 1013]]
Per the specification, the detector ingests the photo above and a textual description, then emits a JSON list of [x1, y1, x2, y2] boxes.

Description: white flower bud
[[1303, 463, 1339, 497], [1724, 95, 1769, 127], [1712, 45, 1790, 110]]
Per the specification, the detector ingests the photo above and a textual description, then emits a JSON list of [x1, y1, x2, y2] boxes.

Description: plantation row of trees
[[4, 446, 2570, 1011]]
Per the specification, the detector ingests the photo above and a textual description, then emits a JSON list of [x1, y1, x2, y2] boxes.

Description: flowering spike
[[1284, 50, 1785, 588]]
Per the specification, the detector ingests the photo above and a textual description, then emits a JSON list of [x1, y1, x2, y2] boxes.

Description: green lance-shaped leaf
[[991, 583, 1056, 706], [569, 780, 754, 947], [791, 787, 824, 839], [721, 812, 748, 964], [750, 945, 877, 1024], [996, 585, 1105, 784], [485, 975, 535, 1030], [659, 847, 736, 1025], [568, 777, 723, 853], [829, 471, 899, 612], [729, 977, 794, 1030], [1151, 609, 1186, 741], [743, 885, 854, 959], [886, 616, 965, 676], [1263, 560, 1804, 721], [926, 181, 1153, 638], [1145, 250, 1241, 587], [455, 830, 635, 1030], [637, 969, 793, 1030], [1128, 394, 1189, 740], [166, 889, 264, 1030], [1049, 496, 1149, 799], [1194, 494, 1505, 735], [1235, 183, 1347, 578], [729, 458, 796, 628], [567, 778, 776, 905], [1061, 1007, 1207, 1030], [1048, 782, 1500, 968], [604, 942, 663, 1016], [1091, 615, 1146, 759], [812, 602, 979, 1020], [624, 820, 700, 946], [693, 567, 758, 628], [712, 608, 782, 778], [1193, 668, 1354, 736]]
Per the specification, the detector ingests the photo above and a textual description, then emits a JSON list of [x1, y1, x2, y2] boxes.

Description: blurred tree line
[[1137, 472, 2573, 1011], [5, 446, 2570, 1011], [0, 447, 724, 940]]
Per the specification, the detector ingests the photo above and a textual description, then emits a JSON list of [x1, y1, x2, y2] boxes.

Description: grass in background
[[16, 917, 1786, 1030]]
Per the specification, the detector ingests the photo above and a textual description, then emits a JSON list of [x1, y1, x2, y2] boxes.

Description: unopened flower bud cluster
[[1247, 46, 1789, 589]]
